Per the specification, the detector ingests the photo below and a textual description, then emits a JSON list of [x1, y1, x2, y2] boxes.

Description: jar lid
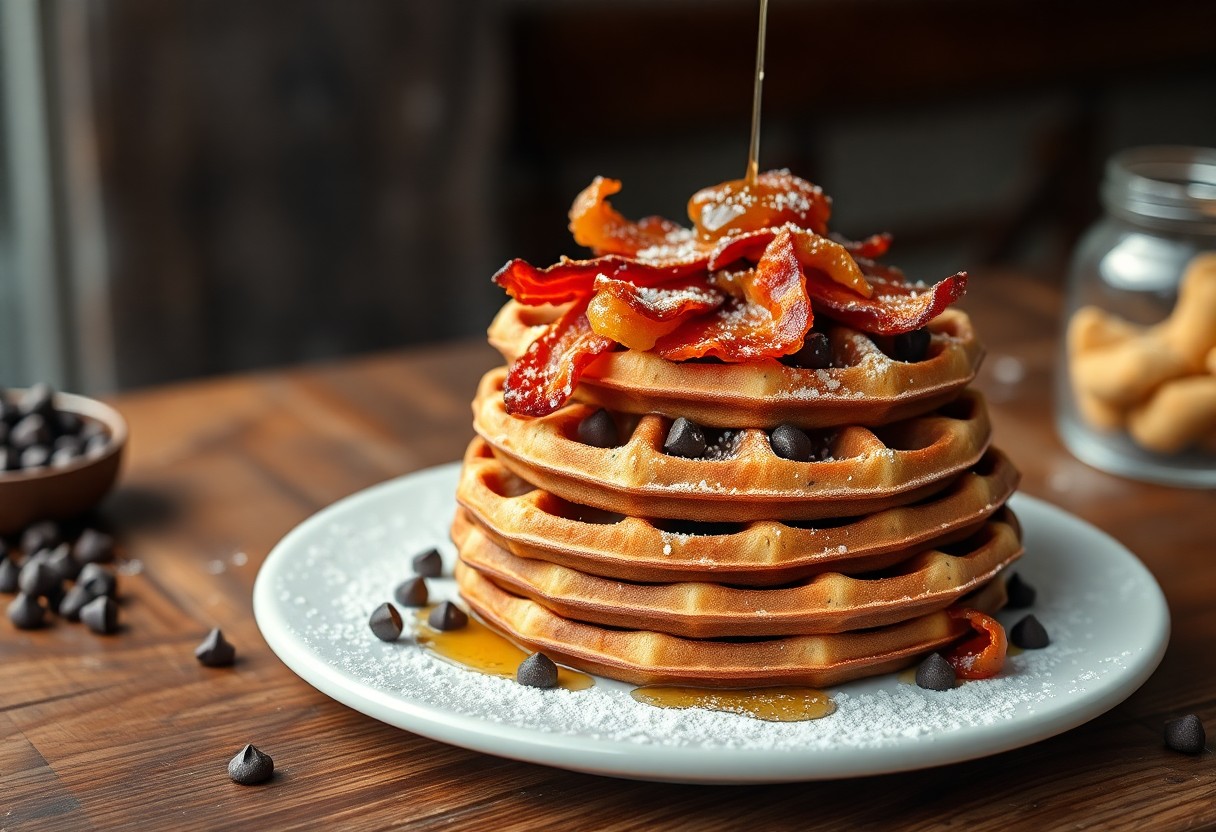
[[1102, 146, 1216, 230]]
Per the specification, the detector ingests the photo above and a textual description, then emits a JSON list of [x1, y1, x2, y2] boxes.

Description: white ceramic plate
[[253, 463, 1169, 784]]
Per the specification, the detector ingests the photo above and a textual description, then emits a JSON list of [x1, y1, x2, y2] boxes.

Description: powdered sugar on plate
[[254, 463, 1169, 781]]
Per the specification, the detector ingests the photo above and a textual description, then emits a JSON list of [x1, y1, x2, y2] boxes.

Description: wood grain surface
[[2, 272, 1213, 832]]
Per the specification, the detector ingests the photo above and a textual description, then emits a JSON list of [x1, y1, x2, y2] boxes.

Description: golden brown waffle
[[456, 437, 1020, 585], [455, 562, 1008, 687], [454, 510, 1021, 638], [472, 367, 992, 523], [489, 301, 984, 429]]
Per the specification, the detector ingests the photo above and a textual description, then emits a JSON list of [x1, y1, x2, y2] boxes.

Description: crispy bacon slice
[[805, 266, 968, 335], [688, 170, 832, 239], [835, 232, 892, 259], [586, 274, 727, 351], [569, 177, 702, 262], [502, 300, 615, 417], [710, 226, 873, 298], [493, 256, 707, 306], [943, 607, 1007, 680], [655, 229, 811, 361]]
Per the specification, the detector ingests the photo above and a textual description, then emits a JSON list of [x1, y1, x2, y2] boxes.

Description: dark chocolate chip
[[769, 424, 815, 462], [427, 601, 468, 631], [369, 602, 403, 641], [2, 446, 20, 471], [20, 445, 50, 470], [0, 394, 16, 424], [577, 409, 619, 448], [517, 652, 559, 688], [663, 417, 706, 459], [0, 421, 8, 445], [9, 414, 51, 450], [1005, 573, 1036, 608], [891, 327, 931, 362], [394, 576, 429, 607], [77, 563, 117, 598], [1010, 615, 1050, 649], [228, 744, 274, 785], [84, 434, 109, 458], [0, 557, 20, 593], [55, 410, 82, 436], [18, 558, 60, 598], [1164, 714, 1206, 755], [915, 652, 957, 691], [80, 596, 118, 634], [195, 628, 237, 667], [411, 548, 443, 578], [58, 583, 95, 621], [19, 383, 54, 420], [784, 331, 832, 369], [45, 543, 80, 582], [22, 521, 62, 555], [54, 434, 83, 454], [74, 529, 115, 565], [7, 593, 46, 629], [50, 447, 79, 468]]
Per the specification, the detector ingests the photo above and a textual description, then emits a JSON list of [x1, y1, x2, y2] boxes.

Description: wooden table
[[3, 272, 1213, 831]]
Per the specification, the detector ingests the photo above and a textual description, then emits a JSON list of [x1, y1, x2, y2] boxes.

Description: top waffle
[[489, 301, 983, 429]]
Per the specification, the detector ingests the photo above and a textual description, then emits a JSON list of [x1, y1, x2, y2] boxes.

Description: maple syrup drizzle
[[414, 608, 594, 691], [630, 685, 834, 722], [745, 0, 770, 185]]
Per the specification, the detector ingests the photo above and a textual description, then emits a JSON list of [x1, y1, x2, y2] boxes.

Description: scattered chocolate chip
[[784, 331, 832, 369], [19, 384, 55, 420], [80, 596, 118, 634], [891, 327, 931, 362], [517, 652, 559, 688], [411, 548, 443, 578], [769, 424, 815, 462], [915, 653, 957, 691], [73, 529, 115, 565], [1164, 714, 1206, 755], [77, 563, 117, 598], [7, 593, 46, 629], [0, 557, 20, 593], [394, 576, 429, 607], [1010, 615, 1050, 649], [20, 445, 50, 470], [18, 558, 60, 598], [9, 414, 51, 450], [663, 417, 706, 459], [1005, 573, 1036, 608], [577, 409, 619, 448], [369, 602, 404, 641], [228, 744, 274, 785], [58, 583, 95, 621], [22, 521, 61, 555], [427, 601, 468, 631], [195, 628, 237, 667], [45, 543, 80, 582]]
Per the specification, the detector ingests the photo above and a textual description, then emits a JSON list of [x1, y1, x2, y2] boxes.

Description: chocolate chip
[[55, 410, 82, 436], [22, 521, 61, 555], [74, 529, 115, 565], [20, 445, 50, 470], [79, 420, 107, 442], [19, 383, 55, 420], [0, 394, 16, 424], [784, 331, 832, 369], [427, 601, 467, 631], [77, 563, 117, 598], [58, 583, 95, 621], [7, 593, 46, 629], [1164, 714, 1206, 755], [50, 447, 78, 468], [769, 424, 815, 462], [0, 557, 20, 593], [18, 558, 60, 598], [80, 596, 118, 634], [411, 548, 443, 578], [394, 576, 429, 607], [915, 652, 957, 691], [195, 628, 237, 667], [228, 744, 274, 785], [891, 328, 931, 362], [9, 414, 51, 450], [84, 434, 109, 458], [45, 543, 80, 582], [577, 409, 619, 448], [2, 446, 18, 471], [517, 652, 559, 688], [1005, 573, 1036, 608], [1010, 615, 1050, 649], [369, 602, 403, 641], [663, 417, 706, 459]]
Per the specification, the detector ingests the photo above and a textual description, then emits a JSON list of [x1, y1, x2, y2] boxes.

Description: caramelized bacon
[[943, 607, 1007, 680], [569, 177, 702, 261], [688, 170, 831, 240], [587, 275, 726, 351], [503, 300, 615, 417], [710, 226, 873, 298], [805, 267, 968, 335], [835, 232, 892, 259], [493, 256, 706, 306]]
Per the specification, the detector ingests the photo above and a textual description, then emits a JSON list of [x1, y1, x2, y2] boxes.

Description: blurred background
[[1, 0, 1214, 393]]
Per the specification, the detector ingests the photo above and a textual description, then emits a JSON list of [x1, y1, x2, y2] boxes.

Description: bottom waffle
[[455, 562, 1008, 688]]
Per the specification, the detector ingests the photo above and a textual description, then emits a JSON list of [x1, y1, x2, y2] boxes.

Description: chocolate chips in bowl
[[0, 384, 128, 535]]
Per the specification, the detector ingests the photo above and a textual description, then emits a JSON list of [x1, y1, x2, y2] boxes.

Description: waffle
[[456, 436, 1020, 585], [455, 561, 1008, 688], [472, 367, 992, 523], [454, 508, 1021, 638], [488, 301, 984, 429]]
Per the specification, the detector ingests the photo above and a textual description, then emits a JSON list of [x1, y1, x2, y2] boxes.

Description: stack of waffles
[[452, 298, 1022, 688]]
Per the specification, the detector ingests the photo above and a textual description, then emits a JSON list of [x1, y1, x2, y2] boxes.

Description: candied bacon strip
[[835, 231, 892, 259], [943, 608, 1007, 680], [493, 256, 706, 306], [569, 177, 702, 261], [655, 229, 811, 362], [806, 267, 968, 335], [502, 300, 615, 417], [710, 226, 873, 298], [592, 273, 725, 321], [687, 170, 832, 239]]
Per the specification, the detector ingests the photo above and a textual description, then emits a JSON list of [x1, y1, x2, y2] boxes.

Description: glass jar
[[1057, 146, 1216, 488]]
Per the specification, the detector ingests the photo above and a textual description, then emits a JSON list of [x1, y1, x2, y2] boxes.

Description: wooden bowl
[[0, 391, 128, 535]]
